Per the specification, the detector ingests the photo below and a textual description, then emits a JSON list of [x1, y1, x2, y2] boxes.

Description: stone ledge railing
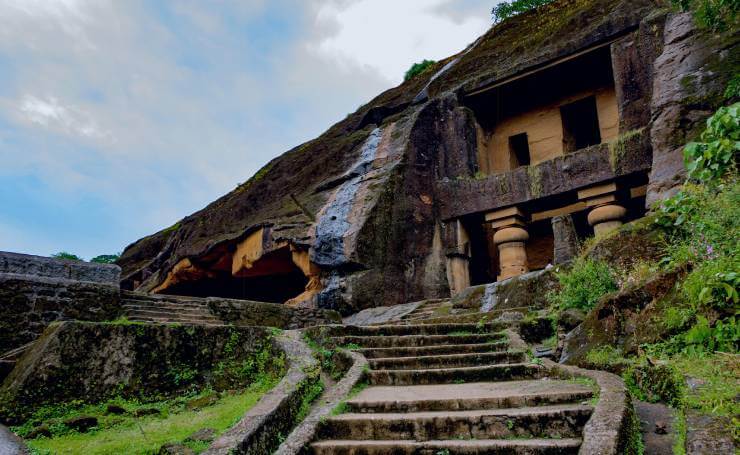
[[275, 349, 368, 454], [0, 251, 120, 285], [204, 330, 321, 455], [506, 329, 638, 455]]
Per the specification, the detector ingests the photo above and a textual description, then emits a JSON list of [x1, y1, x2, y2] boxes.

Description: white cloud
[[18, 95, 110, 140], [0, 0, 494, 256], [313, 0, 490, 83]]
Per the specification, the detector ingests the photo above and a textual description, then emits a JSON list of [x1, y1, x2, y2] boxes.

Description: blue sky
[[0, 0, 492, 259]]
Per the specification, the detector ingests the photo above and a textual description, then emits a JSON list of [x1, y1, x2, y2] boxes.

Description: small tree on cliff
[[403, 60, 436, 81], [491, 0, 554, 22], [51, 252, 83, 261]]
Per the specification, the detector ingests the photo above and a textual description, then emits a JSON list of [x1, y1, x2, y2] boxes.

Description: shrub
[[51, 252, 82, 261], [623, 360, 685, 407], [547, 258, 618, 312], [90, 254, 120, 264], [403, 60, 436, 81], [683, 103, 739, 184], [492, 0, 555, 22]]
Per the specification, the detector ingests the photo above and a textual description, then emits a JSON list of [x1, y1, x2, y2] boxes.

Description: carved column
[[486, 207, 529, 281], [578, 182, 627, 236], [551, 214, 580, 265], [444, 220, 471, 296]]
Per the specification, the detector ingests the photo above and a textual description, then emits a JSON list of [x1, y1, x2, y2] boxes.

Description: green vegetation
[[22, 387, 272, 455], [90, 254, 121, 264], [492, 0, 554, 22], [547, 258, 618, 313], [672, 0, 739, 31], [403, 59, 436, 81], [51, 252, 82, 261]]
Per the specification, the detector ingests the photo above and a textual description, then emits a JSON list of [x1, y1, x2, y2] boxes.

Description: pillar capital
[[486, 207, 530, 281], [579, 182, 627, 236]]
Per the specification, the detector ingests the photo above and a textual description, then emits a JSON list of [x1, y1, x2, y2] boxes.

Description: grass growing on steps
[[24, 384, 274, 455]]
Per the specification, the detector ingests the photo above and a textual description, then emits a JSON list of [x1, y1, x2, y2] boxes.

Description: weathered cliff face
[[117, 0, 738, 315]]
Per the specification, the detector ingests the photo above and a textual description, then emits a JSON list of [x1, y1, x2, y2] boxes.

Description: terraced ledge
[[204, 330, 320, 455], [275, 350, 368, 454]]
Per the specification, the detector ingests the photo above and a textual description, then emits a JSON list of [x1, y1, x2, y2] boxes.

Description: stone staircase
[[121, 291, 223, 325], [311, 321, 596, 454]]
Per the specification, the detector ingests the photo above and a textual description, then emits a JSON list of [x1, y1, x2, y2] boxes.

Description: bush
[[547, 258, 618, 312], [403, 60, 436, 81], [492, 0, 555, 22], [51, 252, 82, 261], [90, 254, 120, 264], [683, 103, 739, 184], [623, 360, 685, 407]]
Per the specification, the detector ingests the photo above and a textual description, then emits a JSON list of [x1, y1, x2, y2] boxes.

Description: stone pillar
[[578, 182, 627, 236], [551, 214, 580, 265], [486, 207, 529, 281], [444, 220, 471, 296]]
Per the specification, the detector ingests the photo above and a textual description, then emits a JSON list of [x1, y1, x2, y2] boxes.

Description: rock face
[[0, 322, 281, 424], [117, 0, 738, 315]]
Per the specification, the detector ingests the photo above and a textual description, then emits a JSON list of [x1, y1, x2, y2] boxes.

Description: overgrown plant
[[404, 59, 436, 81], [492, 0, 554, 22], [547, 258, 617, 313], [683, 103, 739, 184]]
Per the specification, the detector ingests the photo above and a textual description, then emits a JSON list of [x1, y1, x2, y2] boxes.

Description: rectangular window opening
[[508, 133, 531, 168], [560, 96, 601, 152]]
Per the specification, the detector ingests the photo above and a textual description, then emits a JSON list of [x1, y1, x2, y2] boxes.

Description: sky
[[0, 0, 494, 260]]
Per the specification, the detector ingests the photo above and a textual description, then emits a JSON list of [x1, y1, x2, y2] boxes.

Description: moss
[[526, 165, 543, 198], [608, 128, 645, 172]]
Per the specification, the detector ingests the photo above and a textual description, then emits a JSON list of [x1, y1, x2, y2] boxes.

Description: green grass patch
[[24, 385, 273, 455]]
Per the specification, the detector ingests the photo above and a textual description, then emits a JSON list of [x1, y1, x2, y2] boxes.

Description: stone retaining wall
[[0, 252, 123, 354]]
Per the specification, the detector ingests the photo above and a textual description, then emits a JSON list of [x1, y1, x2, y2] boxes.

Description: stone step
[[319, 404, 593, 441], [311, 438, 582, 455], [123, 308, 219, 320], [368, 363, 544, 386], [125, 316, 224, 326], [334, 333, 507, 349], [368, 351, 528, 370], [329, 322, 507, 337], [346, 380, 595, 414], [121, 300, 209, 311], [357, 342, 510, 359]]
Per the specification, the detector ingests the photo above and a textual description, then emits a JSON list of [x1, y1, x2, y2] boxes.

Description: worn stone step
[[329, 322, 507, 337], [319, 404, 593, 441], [311, 438, 582, 455], [334, 333, 506, 349], [123, 308, 218, 319], [124, 313, 223, 324], [121, 300, 209, 311], [357, 342, 510, 359], [368, 363, 544, 386], [368, 351, 528, 370], [126, 316, 224, 326], [346, 380, 595, 413]]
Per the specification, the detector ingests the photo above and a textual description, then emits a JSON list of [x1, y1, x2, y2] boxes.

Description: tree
[[51, 252, 83, 261], [492, 0, 554, 23], [90, 254, 121, 264], [404, 60, 436, 81]]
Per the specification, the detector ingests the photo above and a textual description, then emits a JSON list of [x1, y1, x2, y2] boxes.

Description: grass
[[25, 385, 272, 455], [670, 353, 739, 417]]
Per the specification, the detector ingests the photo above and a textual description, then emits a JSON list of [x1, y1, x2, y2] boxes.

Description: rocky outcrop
[[647, 12, 740, 207], [117, 0, 737, 315], [0, 252, 123, 354], [0, 322, 281, 425]]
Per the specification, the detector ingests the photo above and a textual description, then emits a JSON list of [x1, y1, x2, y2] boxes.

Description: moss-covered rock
[[0, 322, 283, 425]]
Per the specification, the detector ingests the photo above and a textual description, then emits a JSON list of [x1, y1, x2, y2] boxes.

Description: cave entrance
[[155, 241, 315, 304]]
